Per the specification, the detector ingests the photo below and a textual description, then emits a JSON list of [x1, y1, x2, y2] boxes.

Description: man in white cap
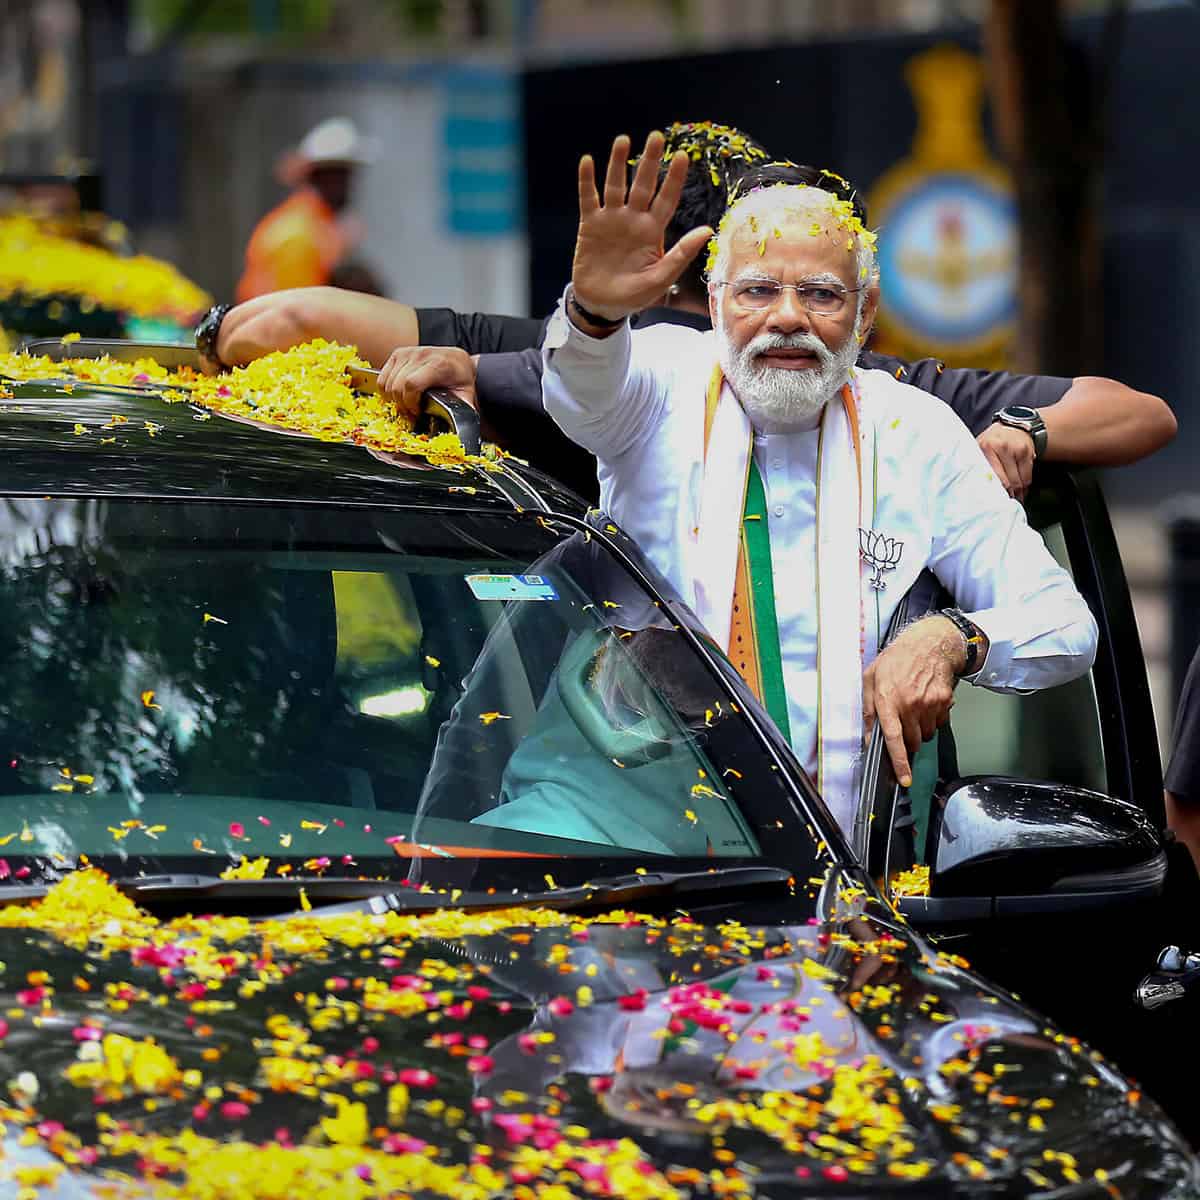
[[236, 117, 374, 302]]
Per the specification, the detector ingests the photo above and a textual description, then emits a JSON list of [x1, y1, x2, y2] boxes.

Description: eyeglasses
[[715, 278, 862, 315]]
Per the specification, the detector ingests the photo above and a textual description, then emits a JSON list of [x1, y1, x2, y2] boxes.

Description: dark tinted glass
[[0, 499, 815, 884]]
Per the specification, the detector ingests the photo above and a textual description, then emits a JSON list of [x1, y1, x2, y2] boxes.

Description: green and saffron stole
[[699, 365, 867, 832]]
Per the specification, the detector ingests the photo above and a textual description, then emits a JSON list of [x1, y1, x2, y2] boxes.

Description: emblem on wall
[[868, 45, 1017, 369]]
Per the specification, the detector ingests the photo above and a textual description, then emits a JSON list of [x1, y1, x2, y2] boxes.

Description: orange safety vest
[[235, 189, 348, 302]]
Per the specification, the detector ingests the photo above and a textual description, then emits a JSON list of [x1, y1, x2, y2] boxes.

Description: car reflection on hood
[[0, 869, 1191, 1197]]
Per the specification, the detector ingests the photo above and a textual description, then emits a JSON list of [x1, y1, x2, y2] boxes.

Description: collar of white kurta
[[694, 368, 866, 835]]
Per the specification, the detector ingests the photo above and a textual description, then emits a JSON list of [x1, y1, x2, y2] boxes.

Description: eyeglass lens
[[731, 281, 848, 313]]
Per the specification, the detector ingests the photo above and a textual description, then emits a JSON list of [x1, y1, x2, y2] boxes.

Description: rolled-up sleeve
[[925, 411, 1098, 693]]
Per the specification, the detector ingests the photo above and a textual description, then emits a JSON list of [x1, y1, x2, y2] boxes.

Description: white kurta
[[540, 302, 1098, 792]]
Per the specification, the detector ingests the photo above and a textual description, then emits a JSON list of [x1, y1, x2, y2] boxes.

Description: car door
[[856, 464, 1200, 1144]]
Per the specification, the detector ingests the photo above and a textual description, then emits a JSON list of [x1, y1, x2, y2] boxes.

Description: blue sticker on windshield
[[466, 573, 559, 601]]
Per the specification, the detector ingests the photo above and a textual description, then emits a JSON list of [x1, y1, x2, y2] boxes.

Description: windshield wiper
[[117, 874, 408, 902], [0, 866, 797, 915], [0, 875, 408, 908], [0, 882, 50, 905], [373, 865, 797, 913], [127, 866, 796, 913]]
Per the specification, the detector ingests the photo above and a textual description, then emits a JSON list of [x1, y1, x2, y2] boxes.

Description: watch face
[[1004, 405, 1038, 423]]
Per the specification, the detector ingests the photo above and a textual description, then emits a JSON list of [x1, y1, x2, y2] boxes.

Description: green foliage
[[134, 0, 334, 39], [389, 0, 444, 37]]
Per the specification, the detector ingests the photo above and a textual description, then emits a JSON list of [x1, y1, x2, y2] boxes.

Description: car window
[[881, 516, 1111, 877], [947, 521, 1107, 794], [331, 570, 426, 717], [0, 498, 812, 883]]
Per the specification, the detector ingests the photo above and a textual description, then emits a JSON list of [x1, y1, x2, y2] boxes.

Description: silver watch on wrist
[[992, 405, 1048, 459]]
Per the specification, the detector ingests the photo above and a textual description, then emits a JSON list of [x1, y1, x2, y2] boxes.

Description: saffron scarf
[[694, 366, 867, 832]]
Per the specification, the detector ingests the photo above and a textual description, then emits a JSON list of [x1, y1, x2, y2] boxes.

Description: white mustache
[[744, 332, 832, 366]]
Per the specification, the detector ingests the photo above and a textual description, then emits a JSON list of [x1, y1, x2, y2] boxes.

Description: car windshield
[[0, 497, 821, 893]]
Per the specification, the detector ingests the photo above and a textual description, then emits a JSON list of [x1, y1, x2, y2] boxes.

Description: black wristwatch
[[194, 303, 232, 372], [939, 607, 987, 677], [992, 405, 1048, 459]]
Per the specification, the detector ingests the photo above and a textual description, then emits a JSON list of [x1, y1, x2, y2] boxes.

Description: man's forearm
[[931, 410, 1099, 692], [1040, 376, 1176, 466], [950, 484, 1099, 690], [217, 287, 420, 369]]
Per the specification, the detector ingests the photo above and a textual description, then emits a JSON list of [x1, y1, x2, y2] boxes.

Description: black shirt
[[1167, 645, 1200, 802], [414, 307, 1073, 502], [416, 308, 547, 354]]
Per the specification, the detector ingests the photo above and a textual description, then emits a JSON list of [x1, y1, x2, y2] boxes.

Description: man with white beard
[[541, 131, 1098, 833]]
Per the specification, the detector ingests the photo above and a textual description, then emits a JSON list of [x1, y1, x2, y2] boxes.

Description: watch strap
[[194, 303, 231, 371], [939, 607, 985, 676]]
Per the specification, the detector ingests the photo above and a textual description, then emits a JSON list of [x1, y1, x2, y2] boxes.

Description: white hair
[[707, 185, 878, 290]]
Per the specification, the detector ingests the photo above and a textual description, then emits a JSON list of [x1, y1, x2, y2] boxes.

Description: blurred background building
[[2, 0, 1195, 751]]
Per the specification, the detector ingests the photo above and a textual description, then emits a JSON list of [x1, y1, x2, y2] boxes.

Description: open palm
[[571, 131, 714, 321]]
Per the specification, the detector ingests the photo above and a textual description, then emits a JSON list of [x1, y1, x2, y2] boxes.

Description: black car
[[0, 339, 1190, 1196]]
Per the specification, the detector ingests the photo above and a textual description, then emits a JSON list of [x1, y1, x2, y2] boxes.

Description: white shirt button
[[774, 505, 785, 517]]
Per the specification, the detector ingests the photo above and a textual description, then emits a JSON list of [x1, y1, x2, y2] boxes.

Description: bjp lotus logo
[[859, 529, 904, 591]]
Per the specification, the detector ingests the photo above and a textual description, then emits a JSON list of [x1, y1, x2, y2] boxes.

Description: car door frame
[[1041, 466, 1163, 826], [856, 464, 1163, 882]]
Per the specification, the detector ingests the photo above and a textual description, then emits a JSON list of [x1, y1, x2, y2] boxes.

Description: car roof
[[0, 374, 577, 512]]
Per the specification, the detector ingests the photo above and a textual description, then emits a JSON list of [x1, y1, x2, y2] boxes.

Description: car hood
[[0, 869, 1192, 1198]]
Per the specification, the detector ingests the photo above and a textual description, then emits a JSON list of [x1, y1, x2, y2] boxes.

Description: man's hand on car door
[[862, 616, 963, 788]]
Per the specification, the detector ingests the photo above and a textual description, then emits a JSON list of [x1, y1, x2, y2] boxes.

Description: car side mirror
[[896, 777, 1167, 924]]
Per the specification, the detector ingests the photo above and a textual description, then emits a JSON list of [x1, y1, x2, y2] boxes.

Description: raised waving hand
[[571, 131, 713, 323]]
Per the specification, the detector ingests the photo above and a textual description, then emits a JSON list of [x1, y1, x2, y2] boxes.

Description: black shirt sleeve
[[469, 307, 712, 504], [475, 349, 600, 504], [415, 303, 707, 352], [414, 309, 548, 354], [630, 307, 712, 332], [858, 351, 1073, 437], [475, 348, 544, 417], [466, 306, 710, 504], [1166, 644, 1200, 803]]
